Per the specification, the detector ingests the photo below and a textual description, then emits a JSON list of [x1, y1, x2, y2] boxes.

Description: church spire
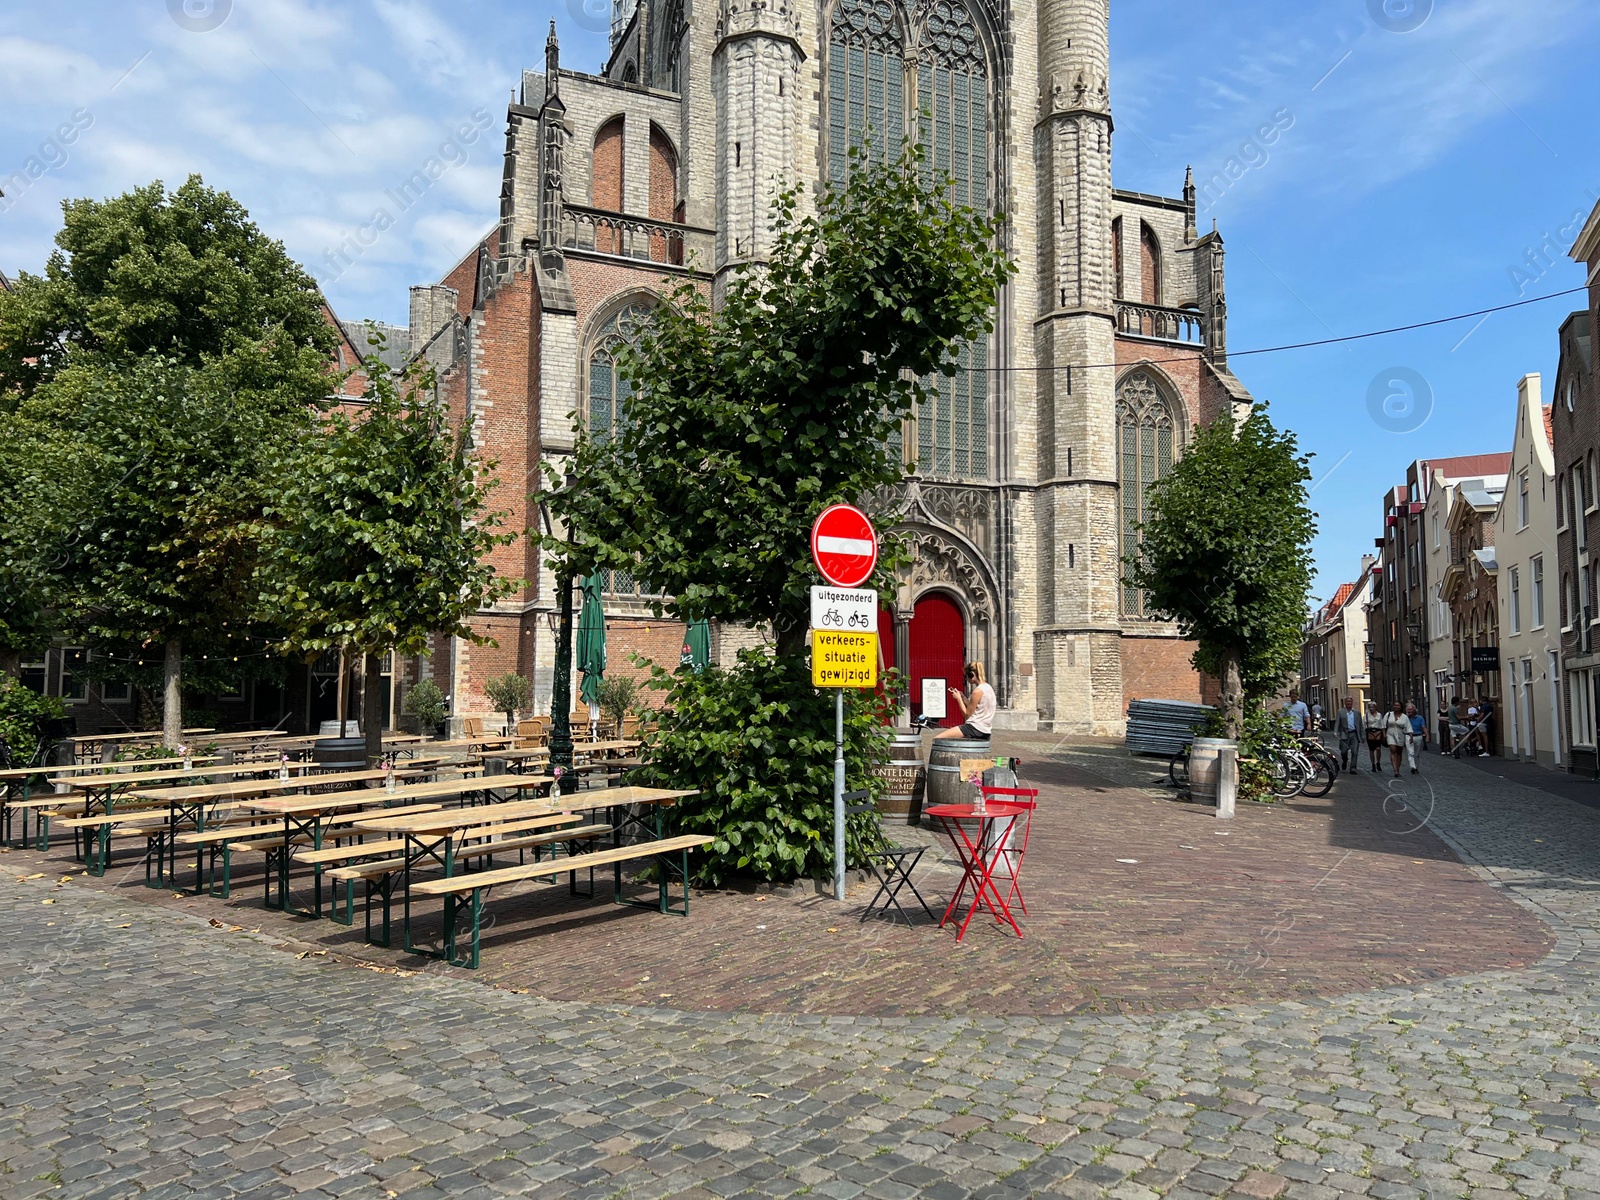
[[1183, 165, 1197, 240], [545, 20, 560, 102]]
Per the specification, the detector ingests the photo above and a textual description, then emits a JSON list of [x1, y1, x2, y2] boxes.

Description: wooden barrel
[[1188, 737, 1232, 805], [313, 737, 366, 775], [924, 738, 995, 824], [873, 733, 927, 823]]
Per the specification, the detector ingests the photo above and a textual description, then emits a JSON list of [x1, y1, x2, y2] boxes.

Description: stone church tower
[[407, 0, 1253, 734]]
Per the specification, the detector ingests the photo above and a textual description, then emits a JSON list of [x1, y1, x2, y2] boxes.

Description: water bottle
[[278, 755, 290, 784], [385, 765, 396, 795]]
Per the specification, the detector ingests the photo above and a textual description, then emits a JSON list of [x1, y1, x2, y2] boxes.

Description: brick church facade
[[406, 0, 1250, 733]]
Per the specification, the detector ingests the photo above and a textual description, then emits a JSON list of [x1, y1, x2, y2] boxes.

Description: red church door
[[908, 592, 967, 728]]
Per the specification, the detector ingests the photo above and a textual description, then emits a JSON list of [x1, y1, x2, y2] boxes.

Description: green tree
[[0, 413, 83, 677], [1123, 404, 1316, 737], [484, 672, 533, 736], [255, 357, 521, 766], [0, 176, 337, 744], [541, 145, 1012, 652], [542, 146, 1013, 882], [0, 175, 335, 404], [20, 354, 313, 745]]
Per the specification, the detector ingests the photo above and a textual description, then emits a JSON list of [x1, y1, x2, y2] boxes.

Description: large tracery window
[[827, 0, 992, 483], [588, 302, 655, 443], [827, 0, 904, 182], [1117, 371, 1179, 618], [587, 301, 661, 598]]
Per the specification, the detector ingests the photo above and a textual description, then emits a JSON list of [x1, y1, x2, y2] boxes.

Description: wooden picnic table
[[573, 739, 642, 757], [268, 732, 429, 760], [47, 760, 325, 815], [242, 773, 549, 916], [423, 735, 516, 753], [353, 785, 696, 962], [66, 727, 214, 746], [3, 756, 226, 843]]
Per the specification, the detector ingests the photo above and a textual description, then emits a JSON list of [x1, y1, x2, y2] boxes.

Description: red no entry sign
[[810, 504, 878, 588]]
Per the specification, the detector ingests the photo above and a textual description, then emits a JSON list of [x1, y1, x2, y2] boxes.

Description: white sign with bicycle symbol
[[810, 586, 877, 633]]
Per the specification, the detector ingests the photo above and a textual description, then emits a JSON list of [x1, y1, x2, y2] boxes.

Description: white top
[[968, 683, 997, 735]]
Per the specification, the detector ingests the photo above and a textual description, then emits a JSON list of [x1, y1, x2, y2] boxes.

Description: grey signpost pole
[[810, 503, 880, 906], [834, 689, 846, 902]]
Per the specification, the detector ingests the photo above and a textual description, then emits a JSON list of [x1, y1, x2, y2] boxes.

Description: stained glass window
[[587, 303, 661, 597], [828, 0, 991, 482], [1117, 372, 1178, 617], [587, 303, 654, 442]]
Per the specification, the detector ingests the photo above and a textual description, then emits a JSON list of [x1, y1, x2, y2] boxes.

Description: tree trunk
[[1219, 647, 1245, 740], [362, 651, 384, 768], [162, 636, 183, 749], [0, 648, 20, 680], [775, 610, 808, 662], [336, 647, 348, 738]]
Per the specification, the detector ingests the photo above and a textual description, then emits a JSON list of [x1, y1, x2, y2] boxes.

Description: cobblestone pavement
[[0, 739, 1552, 1017], [5, 752, 1600, 1199]]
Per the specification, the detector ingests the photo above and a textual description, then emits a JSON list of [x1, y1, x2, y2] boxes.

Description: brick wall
[[593, 117, 624, 210], [1121, 635, 1217, 710]]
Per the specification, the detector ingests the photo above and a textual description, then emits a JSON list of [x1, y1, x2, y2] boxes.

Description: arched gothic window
[[827, 0, 992, 482], [1140, 222, 1162, 306], [588, 302, 654, 442], [827, 0, 904, 182], [1117, 371, 1180, 617], [917, 0, 987, 211], [588, 302, 660, 597]]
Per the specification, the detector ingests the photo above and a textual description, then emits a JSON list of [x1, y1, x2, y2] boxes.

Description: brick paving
[[0, 737, 1552, 1017], [4, 747, 1600, 1197]]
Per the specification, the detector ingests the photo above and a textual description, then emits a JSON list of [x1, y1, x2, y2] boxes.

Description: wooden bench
[[408, 834, 713, 968], [173, 801, 447, 899], [322, 817, 601, 942]]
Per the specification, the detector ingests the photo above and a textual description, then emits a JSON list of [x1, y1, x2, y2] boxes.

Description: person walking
[[1285, 689, 1311, 735], [1405, 702, 1427, 775], [1381, 700, 1411, 778], [1335, 696, 1365, 772], [1365, 701, 1386, 772]]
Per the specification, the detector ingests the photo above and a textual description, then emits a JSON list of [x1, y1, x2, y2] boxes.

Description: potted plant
[[401, 679, 448, 740], [484, 672, 533, 738], [597, 674, 641, 736]]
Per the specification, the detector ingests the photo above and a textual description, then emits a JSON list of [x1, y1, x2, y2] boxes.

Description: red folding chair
[[978, 785, 1038, 915]]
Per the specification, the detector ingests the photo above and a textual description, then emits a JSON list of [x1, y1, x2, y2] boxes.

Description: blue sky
[[2, 1, 1597, 604]]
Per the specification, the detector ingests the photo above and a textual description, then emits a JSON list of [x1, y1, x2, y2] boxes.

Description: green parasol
[[682, 618, 711, 671], [577, 571, 607, 706]]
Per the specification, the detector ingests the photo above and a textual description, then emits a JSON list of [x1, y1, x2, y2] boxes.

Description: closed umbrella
[[681, 618, 711, 670], [577, 572, 606, 734]]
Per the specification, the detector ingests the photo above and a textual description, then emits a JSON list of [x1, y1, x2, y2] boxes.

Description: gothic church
[[407, 0, 1251, 733]]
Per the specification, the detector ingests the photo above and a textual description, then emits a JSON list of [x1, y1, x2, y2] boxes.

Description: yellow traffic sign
[[812, 631, 879, 688]]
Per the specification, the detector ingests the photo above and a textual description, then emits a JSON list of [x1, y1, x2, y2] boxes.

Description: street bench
[[323, 817, 604, 943], [409, 834, 713, 968]]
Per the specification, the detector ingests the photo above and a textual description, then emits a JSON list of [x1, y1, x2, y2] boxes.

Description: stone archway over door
[[910, 592, 966, 728]]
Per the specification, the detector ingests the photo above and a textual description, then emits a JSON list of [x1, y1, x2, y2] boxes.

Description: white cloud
[[1154, 0, 1598, 221]]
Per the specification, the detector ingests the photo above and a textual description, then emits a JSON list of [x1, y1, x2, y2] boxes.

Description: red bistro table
[[925, 801, 1028, 941]]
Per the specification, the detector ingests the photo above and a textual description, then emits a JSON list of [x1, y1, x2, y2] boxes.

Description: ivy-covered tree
[[543, 146, 1014, 883], [255, 356, 521, 767], [0, 176, 337, 744], [1123, 404, 1316, 737]]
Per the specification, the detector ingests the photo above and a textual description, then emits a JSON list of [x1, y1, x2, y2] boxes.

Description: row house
[[1367, 456, 1510, 709], [1494, 374, 1561, 768], [1441, 482, 1504, 755], [1300, 562, 1373, 719], [1551, 199, 1600, 773]]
